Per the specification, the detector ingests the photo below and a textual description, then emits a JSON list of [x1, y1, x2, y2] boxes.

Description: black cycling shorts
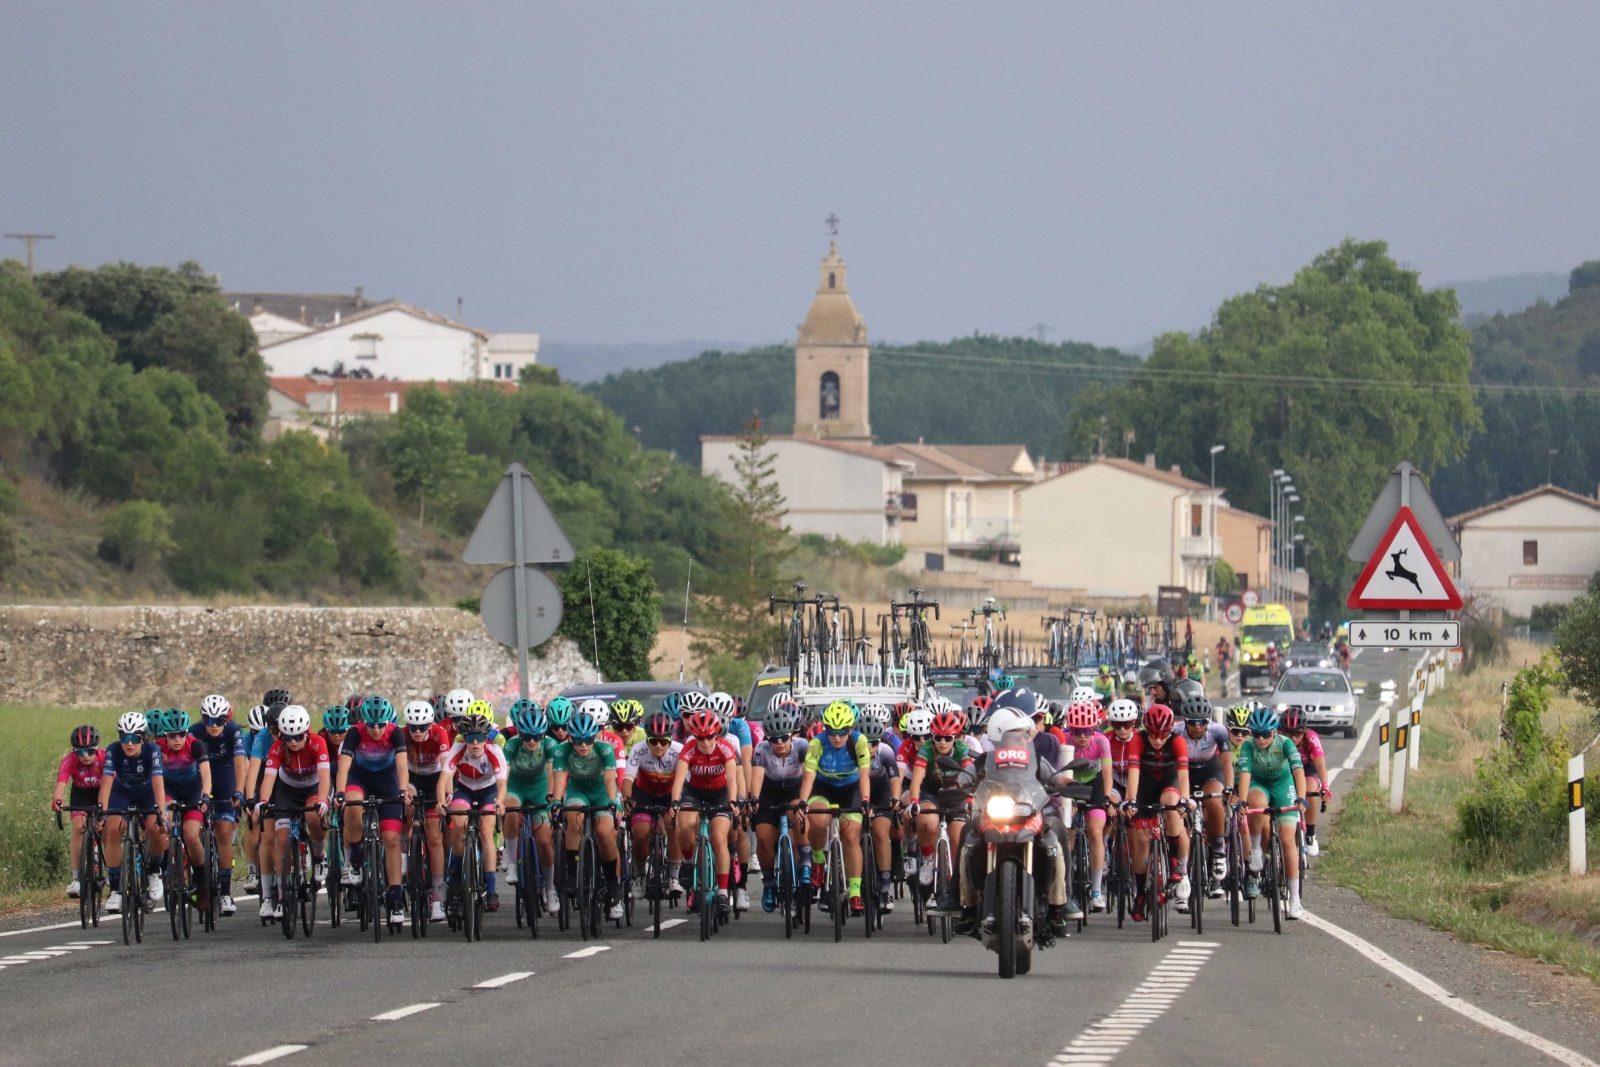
[[752, 782, 802, 829]]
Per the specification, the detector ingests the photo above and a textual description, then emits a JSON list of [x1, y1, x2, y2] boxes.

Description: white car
[[1272, 668, 1357, 738]]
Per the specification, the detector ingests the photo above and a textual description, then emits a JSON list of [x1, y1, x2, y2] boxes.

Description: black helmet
[[1137, 659, 1175, 692], [71, 724, 101, 749], [264, 688, 292, 707], [1178, 688, 1212, 724], [1171, 677, 1205, 701]]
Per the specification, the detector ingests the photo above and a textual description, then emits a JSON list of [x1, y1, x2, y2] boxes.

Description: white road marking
[[0, 921, 79, 939], [230, 1046, 308, 1066], [563, 944, 612, 958], [1047, 946, 1216, 1066], [371, 1003, 441, 1021], [656, 918, 687, 930], [44, 944, 93, 950], [1301, 910, 1598, 1067], [1326, 706, 1387, 787], [474, 971, 534, 988]]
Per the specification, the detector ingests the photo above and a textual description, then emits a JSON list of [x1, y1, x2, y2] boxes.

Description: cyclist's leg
[[1303, 775, 1322, 840], [805, 797, 833, 880], [342, 782, 368, 873], [1160, 787, 1187, 871]]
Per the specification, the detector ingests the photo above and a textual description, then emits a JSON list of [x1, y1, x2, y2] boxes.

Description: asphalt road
[[3, 648, 1597, 1067]]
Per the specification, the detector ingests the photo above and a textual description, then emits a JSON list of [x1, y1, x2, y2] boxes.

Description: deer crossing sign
[[1346, 506, 1462, 611]]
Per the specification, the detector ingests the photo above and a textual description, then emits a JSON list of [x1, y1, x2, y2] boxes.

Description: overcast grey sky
[[4, 3, 1597, 349]]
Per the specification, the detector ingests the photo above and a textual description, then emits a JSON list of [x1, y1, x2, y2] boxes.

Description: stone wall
[[0, 606, 598, 711]]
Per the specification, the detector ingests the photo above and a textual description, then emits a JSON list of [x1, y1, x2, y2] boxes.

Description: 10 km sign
[[1347, 620, 1460, 649]]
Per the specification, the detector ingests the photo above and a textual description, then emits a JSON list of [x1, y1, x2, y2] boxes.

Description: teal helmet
[[359, 695, 394, 725], [163, 708, 192, 734], [546, 696, 575, 729], [1246, 706, 1280, 733], [322, 706, 351, 732], [511, 701, 547, 738], [143, 709, 166, 735], [660, 692, 684, 721], [568, 707, 602, 742]]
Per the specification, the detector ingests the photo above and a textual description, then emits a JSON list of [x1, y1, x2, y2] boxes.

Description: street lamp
[[1209, 445, 1225, 619]]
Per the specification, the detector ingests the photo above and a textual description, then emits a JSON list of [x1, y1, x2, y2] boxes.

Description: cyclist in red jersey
[[670, 710, 739, 911], [1120, 704, 1191, 922], [403, 701, 451, 919], [52, 725, 107, 899]]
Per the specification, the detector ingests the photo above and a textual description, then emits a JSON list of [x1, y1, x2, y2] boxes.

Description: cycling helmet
[[116, 711, 149, 738], [986, 707, 1033, 741], [346, 694, 367, 714], [642, 711, 675, 740], [763, 704, 800, 737], [1137, 659, 1175, 692], [200, 694, 231, 720], [1247, 706, 1280, 733], [930, 710, 964, 738], [72, 724, 101, 749], [904, 708, 935, 738], [1172, 677, 1205, 702], [142, 708, 166, 734], [458, 713, 492, 737], [247, 705, 268, 732], [403, 700, 436, 727], [1225, 704, 1252, 730], [991, 687, 1036, 714], [578, 698, 610, 727], [512, 702, 548, 738], [263, 688, 291, 707], [546, 697, 575, 729], [443, 689, 474, 719], [265, 703, 285, 730], [1107, 698, 1140, 724], [568, 707, 602, 742], [660, 692, 684, 720], [822, 700, 857, 731], [681, 690, 711, 713], [358, 695, 393, 725], [1179, 689, 1212, 724], [1279, 708, 1305, 733], [323, 706, 351, 732], [1070, 685, 1100, 707], [893, 699, 915, 718], [684, 709, 722, 739], [859, 714, 887, 743], [466, 698, 496, 724], [163, 708, 192, 734], [1143, 704, 1175, 736], [1032, 692, 1053, 721], [965, 699, 992, 733], [611, 699, 644, 728], [277, 705, 312, 737], [1066, 696, 1101, 730], [708, 692, 736, 718], [859, 701, 890, 734]]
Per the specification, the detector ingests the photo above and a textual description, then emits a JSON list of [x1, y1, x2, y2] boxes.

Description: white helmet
[[682, 690, 711, 713], [904, 708, 935, 737], [859, 702, 890, 726], [1070, 686, 1099, 706], [579, 698, 610, 726], [1107, 698, 1140, 723], [987, 707, 1034, 742], [708, 691, 736, 717], [117, 711, 149, 737], [247, 704, 268, 732], [443, 689, 474, 718], [403, 700, 435, 727], [200, 694, 232, 720], [278, 705, 311, 737], [1034, 692, 1053, 717]]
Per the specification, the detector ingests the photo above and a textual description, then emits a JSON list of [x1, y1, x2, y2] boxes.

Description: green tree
[[693, 411, 794, 667], [1556, 593, 1600, 725], [555, 548, 660, 681], [1066, 239, 1479, 612], [378, 386, 471, 523], [98, 500, 175, 571]]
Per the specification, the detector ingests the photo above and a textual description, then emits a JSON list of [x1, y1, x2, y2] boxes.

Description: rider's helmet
[[443, 689, 474, 719], [200, 694, 232, 720], [681, 690, 711, 713], [512, 701, 547, 738], [986, 706, 1033, 742], [568, 707, 602, 742], [1106, 698, 1140, 724], [545, 697, 575, 730], [578, 698, 610, 727], [116, 710, 149, 738], [1178, 688, 1212, 725], [358, 695, 393, 726], [660, 692, 684, 721], [458, 713, 492, 738], [1247, 706, 1280, 733], [642, 711, 675, 740], [263, 688, 292, 707], [965, 699, 992, 733], [763, 703, 800, 738], [1279, 708, 1305, 734], [465, 699, 496, 724], [403, 700, 436, 727], [893, 700, 915, 721], [1172, 676, 1204, 700], [708, 692, 736, 718], [930, 710, 964, 739], [247, 704, 268, 732], [345, 694, 366, 714], [821, 700, 857, 731], [611, 699, 644, 729], [1225, 704, 1253, 730], [71, 724, 101, 749], [858, 702, 891, 738], [903, 708, 934, 739], [1066, 695, 1102, 731], [323, 706, 351, 733], [1137, 659, 1175, 693], [1143, 704, 1175, 737], [162, 709, 192, 735], [277, 705, 311, 737], [1070, 685, 1100, 707], [991, 687, 1036, 715], [684, 709, 722, 739]]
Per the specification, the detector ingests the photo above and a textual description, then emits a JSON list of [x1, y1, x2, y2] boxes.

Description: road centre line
[[1301, 910, 1597, 1067], [475, 971, 534, 988], [1047, 946, 1217, 1066], [656, 918, 686, 930], [1326, 706, 1387, 787], [372, 1003, 441, 1021], [229, 1047, 307, 1066], [564, 944, 611, 958]]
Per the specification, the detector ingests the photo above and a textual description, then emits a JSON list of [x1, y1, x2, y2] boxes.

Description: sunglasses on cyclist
[[767, 734, 792, 744], [164, 731, 187, 740], [1228, 728, 1250, 737], [646, 736, 673, 746], [1250, 729, 1275, 739], [407, 723, 430, 733], [118, 733, 143, 744], [826, 728, 851, 738], [932, 734, 958, 743], [571, 737, 593, 746], [74, 747, 98, 758], [462, 732, 488, 744]]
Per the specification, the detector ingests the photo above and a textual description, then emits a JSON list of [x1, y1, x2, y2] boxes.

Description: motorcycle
[[971, 741, 1093, 978]]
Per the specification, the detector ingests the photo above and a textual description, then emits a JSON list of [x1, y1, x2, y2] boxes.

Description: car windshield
[[1278, 672, 1348, 694], [1288, 643, 1328, 658], [561, 687, 699, 715], [1012, 673, 1074, 700], [1244, 624, 1294, 645]]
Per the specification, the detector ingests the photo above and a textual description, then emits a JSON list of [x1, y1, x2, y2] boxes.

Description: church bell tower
[[793, 241, 871, 440]]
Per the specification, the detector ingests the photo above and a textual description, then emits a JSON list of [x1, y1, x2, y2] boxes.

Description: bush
[[797, 532, 906, 567], [1530, 601, 1570, 632], [555, 548, 660, 681], [97, 499, 175, 571]]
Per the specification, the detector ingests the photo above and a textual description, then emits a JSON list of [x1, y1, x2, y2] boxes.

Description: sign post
[[1571, 753, 1587, 877], [463, 462, 575, 702]]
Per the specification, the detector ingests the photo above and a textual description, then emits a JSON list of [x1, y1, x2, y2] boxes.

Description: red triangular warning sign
[[1346, 506, 1462, 610]]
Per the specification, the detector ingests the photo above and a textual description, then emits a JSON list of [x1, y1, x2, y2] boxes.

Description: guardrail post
[[1377, 708, 1390, 789], [1571, 753, 1587, 877], [1409, 694, 1422, 771]]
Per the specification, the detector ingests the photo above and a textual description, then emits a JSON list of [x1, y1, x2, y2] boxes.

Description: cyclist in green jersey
[[1234, 706, 1307, 919], [550, 705, 624, 921], [503, 700, 560, 915]]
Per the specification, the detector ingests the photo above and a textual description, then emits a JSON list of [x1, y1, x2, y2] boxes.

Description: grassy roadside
[[1320, 648, 1600, 984]]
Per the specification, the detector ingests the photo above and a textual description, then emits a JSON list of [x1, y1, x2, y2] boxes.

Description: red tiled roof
[[1447, 483, 1600, 525], [270, 377, 514, 414]]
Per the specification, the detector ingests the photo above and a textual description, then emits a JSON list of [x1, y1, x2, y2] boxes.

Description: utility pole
[[1031, 323, 1052, 343], [4, 233, 54, 275], [1209, 444, 1225, 621]]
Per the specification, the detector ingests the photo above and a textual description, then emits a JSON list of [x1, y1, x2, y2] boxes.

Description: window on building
[[820, 371, 840, 419], [492, 363, 514, 379], [828, 271, 836, 289], [1524, 540, 1539, 565], [1191, 504, 1203, 537]]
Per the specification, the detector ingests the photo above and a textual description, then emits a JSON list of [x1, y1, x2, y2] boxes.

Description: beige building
[[700, 435, 909, 545], [793, 241, 871, 441], [1217, 505, 1274, 594], [1447, 485, 1600, 616], [884, 443, 1038, 570]]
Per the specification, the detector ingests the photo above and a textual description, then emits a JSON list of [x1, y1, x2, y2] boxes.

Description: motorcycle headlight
[[986, 795, 1016, 820], [1276, 703, 1289, 712]]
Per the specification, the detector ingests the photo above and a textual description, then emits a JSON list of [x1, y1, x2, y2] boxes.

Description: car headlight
[[1331, 703, 1347, 716], [986, 795, 1016, 820]]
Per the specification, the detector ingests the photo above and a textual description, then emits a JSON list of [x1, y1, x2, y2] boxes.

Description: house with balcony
[[700, 435, 912, 545], [883, 443, 1039, 570], [1018, 455, 1256, 599]]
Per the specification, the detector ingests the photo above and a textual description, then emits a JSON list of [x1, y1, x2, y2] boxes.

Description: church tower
[[793, 241, 871, 440]]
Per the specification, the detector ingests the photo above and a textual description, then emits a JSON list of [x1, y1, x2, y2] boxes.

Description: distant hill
[[1468, 262, 1600, 385], [539, 340, 766, 383], [1440, 272, 1569, 325], [582, 336, 1139, 463]]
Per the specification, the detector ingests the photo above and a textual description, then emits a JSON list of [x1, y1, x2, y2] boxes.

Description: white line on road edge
[[371, 1003, 441, 1021], [656, 918, 687, 930], [0, 920, 80, 939], [1326, 706, 1387, 787], [1301, 911, 1598, 1067], [1046, 945, 1217, 1065], [564, 945, 612, 959], [474, 972, 534, 988], [230, 1046, 307, 1066]]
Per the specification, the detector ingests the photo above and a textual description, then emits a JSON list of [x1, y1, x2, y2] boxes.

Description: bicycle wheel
[[367, 839, 384, 944], [326, 824, 343, 929], [409, 827, 427, 939], [1113, 826, 1130, 929], [860, 832, 876, 938], [202, 825, 220, 933], [828, 836, 845, 943], [1228, 820, 1242, 927], [647, 839, 663, 939], [280, 839, 300, 940], [1268, 833, 1282, 935], [777, 832, 795, 939], [302, 841, 318, 937], [620, 830, 634, 928], [1148, 836, 1167, 943], [697, 834, 713, 943], [80, 829, 98, 929], [578, 832, 598, 942], [1189, 831, 1205, 935], [1072, 830, 1089, 933], [471, 834, 486, 943], [169, 840, 187, 942], [934, 835, 952, 944], [121, 848, 137, 946], [131, 846, 145, 944]]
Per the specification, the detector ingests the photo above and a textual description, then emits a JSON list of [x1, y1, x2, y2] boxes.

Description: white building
[[1448, 485, 1600, 615], [700, 435, 910, 545]]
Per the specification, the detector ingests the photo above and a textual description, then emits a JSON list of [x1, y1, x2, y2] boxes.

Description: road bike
[[1225, 797, 1247, 927], [1067, 803, 1091, 933], [769, 799, 807, 937], [859, 804, 883, 937], [164, 799, 195, 941], [324, 810, 345, 929], [446, 805, 491, 942], [109, 805, 161, 946], [512, 799, 550, 939], [678, 797, 727, 942], [344, 796, 401, 942], [1130, 801, 1189, 943], [1108, 808, 1132, 929], [554, 804, 614, 941], [635, 802, 676, 938], [405, 795, 432, 939], [197, 800, 222, 934], [276, 803, 324, 940], [1243, 803, 1303, 935], [59, 807, 105, 929], [1183, 789, 1210, 935]]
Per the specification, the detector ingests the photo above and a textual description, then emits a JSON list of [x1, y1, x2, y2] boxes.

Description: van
[[1238, 603, 1294, 694]]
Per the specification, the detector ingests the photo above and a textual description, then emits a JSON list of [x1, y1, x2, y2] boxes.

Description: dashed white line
[[371, 1003, 441, 1021], [564, 944, 612, 958], [656, 918, 687, 930], [1301, 910, 1598, 1067], [230, 1046, 307, 1066], [474, 971, 534, 989], [0, 920, 79, 939], [1047, 945, 1217, 1066]]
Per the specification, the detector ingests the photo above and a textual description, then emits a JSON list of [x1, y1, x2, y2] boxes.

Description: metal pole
[[1391, 470, 1411, 813], [511, 470, 530, 702], [1571, 753, 1587, 876]]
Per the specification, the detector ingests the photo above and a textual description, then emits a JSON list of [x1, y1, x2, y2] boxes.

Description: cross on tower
[[824, 213, 840, 238]]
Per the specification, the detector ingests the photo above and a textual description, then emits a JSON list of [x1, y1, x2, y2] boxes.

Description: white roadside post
[[1389, 700, 1408, 814], [1571, 753, 1587, 877], [1377, 692, 1392, 790], [1409, 691, 1423, 771]]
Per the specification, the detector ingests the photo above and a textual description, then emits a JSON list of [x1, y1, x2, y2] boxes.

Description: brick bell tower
[[793, 240, 871, 440]]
